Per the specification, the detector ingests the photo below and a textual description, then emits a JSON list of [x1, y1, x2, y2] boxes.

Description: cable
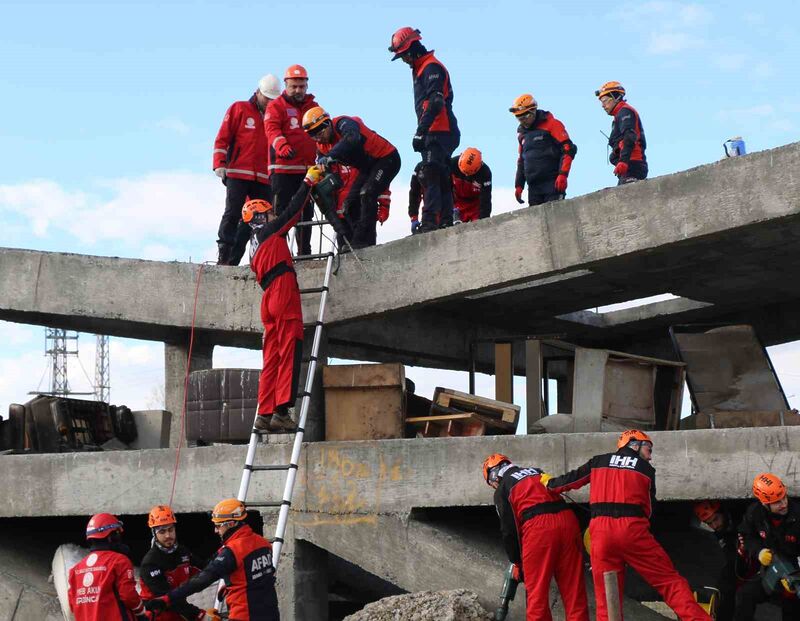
[[168, 262, 207, 507]]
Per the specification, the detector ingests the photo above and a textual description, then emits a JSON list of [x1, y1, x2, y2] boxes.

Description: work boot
[[268, 411, 298, 433], [253, 415, 271, 433], [216, 242, 233, 266], [417, 222, 438, 234]]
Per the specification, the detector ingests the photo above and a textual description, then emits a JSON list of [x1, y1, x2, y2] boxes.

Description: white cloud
[[713, 53, 747, 71], [0, 179, 90, 237], [716, 104, 775, 121], [677, 4, 712, 27], [771, 119, 796, 133], [648, 31, 699, 55], [141, 244, 176, 261], [751, 61, 775, 79], [0, 321, 38, 346], [612, 2, 711, 55], [152, 117, 191, 136]]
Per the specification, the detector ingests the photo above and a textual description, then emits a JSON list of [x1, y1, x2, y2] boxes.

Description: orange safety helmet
[[148, 505, 177, 529], [242, 199, 273, 223], [753, 473, 787, 505], [694, 500, 721, 523], [595, 81, 626, 99], [617, 429, 653, 449], [458, 148, 482, 176], [211, 498, 247, 524], [302, 106, 331, 133], [86, 513, 124, 540], [389, 27, 422, 60], [509, 94, 538, 117], [482, 453, 511, 485], [284, 64, 308, 81]]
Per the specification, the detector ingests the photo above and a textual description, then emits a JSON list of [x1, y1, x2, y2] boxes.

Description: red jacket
[[68, 547, 145, 621], [213, 94, 270, 183], [138, 544, 201, 621], [221, 524, 276, 620], [264, 93, 318, 174]]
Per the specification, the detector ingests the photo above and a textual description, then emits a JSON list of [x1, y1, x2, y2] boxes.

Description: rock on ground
[[344, 589, 493, 621]]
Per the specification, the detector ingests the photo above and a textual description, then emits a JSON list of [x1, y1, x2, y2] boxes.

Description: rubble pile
[[344, 589, 492, 621]]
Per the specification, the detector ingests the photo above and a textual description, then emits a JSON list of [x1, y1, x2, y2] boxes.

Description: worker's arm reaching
[[147, 549, 236, 612], [140, 561, 203, 620], [325, 117, 363, 163], [254, 167, 322, 244], [494, 481, 522, 565], [546, 459, 592, 494]]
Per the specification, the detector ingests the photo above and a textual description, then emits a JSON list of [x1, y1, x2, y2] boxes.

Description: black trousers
[[733, 575, 800, 621], [526, 176, 564, 206], [617, 160, 648, 185], [272, 173, 314, 256], [419, 134, 459, 228], [218, 177, 271, 265], [341, 150, 402, 248]]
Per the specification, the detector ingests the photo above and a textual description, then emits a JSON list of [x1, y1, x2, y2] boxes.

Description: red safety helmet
[[242, 199, 273, 223], [753, 473, 787, 505], [617, 429, 653, 449], [86, 513, 124, 540], [284, 64, 308, 81], [458, 148, 482, 176], [389, 27, 422, 60], [148, 505, 177, 529], [482, 453, 511, 485], [694, 500, 721, 523]]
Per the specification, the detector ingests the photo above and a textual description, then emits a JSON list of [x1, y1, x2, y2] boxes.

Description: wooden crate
[[323, 363, 405, 441], [406, 412, 516, 438], [432, 387, 520, 428]]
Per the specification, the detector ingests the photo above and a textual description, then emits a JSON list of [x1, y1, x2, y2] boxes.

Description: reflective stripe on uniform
[[226, 168, 256, 176], [256, 172, 270, 181], [268, 164, 308, 172], [213, 149, 227, 155]]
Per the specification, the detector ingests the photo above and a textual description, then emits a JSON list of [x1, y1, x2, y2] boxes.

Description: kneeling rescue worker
[[68, 513, 150, 621], [145, 499, 279, 621], [242, 165, 324, 434], [450, 148, 492, 223], [139, 505, 211, 620], [734, 473, 800, 621], [544, 430, 712, 621], [483, 453, 589, 621], [595, 81, 647, 184]]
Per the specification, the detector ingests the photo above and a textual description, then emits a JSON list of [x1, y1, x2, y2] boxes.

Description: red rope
[[169, 263, 205, 507]]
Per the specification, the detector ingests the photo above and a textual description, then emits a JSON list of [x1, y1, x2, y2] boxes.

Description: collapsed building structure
[[1, 142, 799, 619]]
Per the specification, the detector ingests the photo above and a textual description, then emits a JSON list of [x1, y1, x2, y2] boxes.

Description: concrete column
[[276, 524, 329, 621], [164, 340, 214, 448], [572, 347, 609, 432], [525, 340, 543, 432], [297, 328, 328, 442], [494, 342, 513, 404]]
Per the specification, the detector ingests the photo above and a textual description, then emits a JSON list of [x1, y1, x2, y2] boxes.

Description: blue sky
[[1, 1, 799, 417]]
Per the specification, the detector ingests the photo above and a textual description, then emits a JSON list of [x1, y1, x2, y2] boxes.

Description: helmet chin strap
[[152, 529, 178, 553]]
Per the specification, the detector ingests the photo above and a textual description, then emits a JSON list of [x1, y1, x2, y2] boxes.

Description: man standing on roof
[[596, 81, 648, 184], [68, 513, 151, 621], [510, 94, 577, 206], [212, 75, 280, 266], [265, 65, 319, 257], [145, 499, 279, 621], [389, 27, 460, 233], [241, 166, 324, 434], [302, 106, 400, 249], [734, 473, 800, 621], [139, 506, 212, 621], [545, 430, 712, 621], [483, 453, 589, 621]]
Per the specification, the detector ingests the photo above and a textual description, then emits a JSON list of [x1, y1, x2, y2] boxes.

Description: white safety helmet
[[258, 74, 281, 99]]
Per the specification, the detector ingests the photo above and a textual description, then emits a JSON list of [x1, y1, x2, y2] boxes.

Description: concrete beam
[[3, 427, 799, 518]]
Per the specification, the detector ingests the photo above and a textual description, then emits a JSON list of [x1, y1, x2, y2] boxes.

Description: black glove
[[317, 155, 335, 169], [412, 129, 427, 152], [144, 596, 169, 612]]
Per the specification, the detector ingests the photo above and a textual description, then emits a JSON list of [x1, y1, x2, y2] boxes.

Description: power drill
[[494, 563, 520, 620]]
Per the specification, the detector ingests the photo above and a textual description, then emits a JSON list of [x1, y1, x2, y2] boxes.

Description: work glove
[[144, 595, 170, 612], [514, 186, 524, 204], [555, 174, 568, 193], [377, 205, 390, 224], [452, 207, 462, 225], [213, 167, 226, 179], [613, 161, 629, 178], [275, 137, 296, 159], [539, 472, 552, 487], [511, 563, 523, 582], [317, 155, 335, 170], [304, 165, 325, 186], [410, 217, 421, 234], [412, 129, 427, 152], [758, 548, 773, 566], [199, 609, 222, 621]]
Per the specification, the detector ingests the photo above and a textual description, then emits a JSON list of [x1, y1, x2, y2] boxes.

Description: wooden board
[[407, 411, 516, 438], [432, 387, 520, 427]]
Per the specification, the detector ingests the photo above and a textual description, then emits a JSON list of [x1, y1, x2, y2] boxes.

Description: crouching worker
[[145, 499, 279, 621], [483, 453, 589, 621], [241, 166, 324, 434], [68, 513, 151, 620], [139, 505, 211, 620]]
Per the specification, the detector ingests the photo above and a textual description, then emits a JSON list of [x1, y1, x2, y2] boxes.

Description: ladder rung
[[245, 464, 296, 472], [298, 391, 312, 398], [303, 320, 324, 329], [293, 252, 334, 262], [295, 220, 331, 227], [299, 286, 328, 295], [302, 354, 320, 364], [252, 428, 298, 436], [247, 501, 284, 508]]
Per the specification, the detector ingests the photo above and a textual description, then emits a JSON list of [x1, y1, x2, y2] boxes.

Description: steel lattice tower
[[95, 334, 110, 402], [44, 328, 79, 396]]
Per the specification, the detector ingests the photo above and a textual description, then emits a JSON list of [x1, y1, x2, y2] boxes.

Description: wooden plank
[[526, 339, 544, 431], [407, 411, 516, 432], [433, 388, 520, 427]]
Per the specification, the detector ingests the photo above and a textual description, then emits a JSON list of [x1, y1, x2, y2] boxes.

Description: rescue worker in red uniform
[[450, 148, 492, 223], [68, 513, 150, 621], [212, 75, 279, 266], [139, 506, 211, 621], [545, 430, 712, 621], [264, 65, 319, 256], [510, 94, 577, 206], [483, 454, 589, 621], [595, 81, 647, 184], [327, 163, 391, 250], [145, 499, 279, 621], [390, 27, 460, 233], [734, 473, 800, 621], [302, 107, 400, 249], [241, 166, 323, 433]]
